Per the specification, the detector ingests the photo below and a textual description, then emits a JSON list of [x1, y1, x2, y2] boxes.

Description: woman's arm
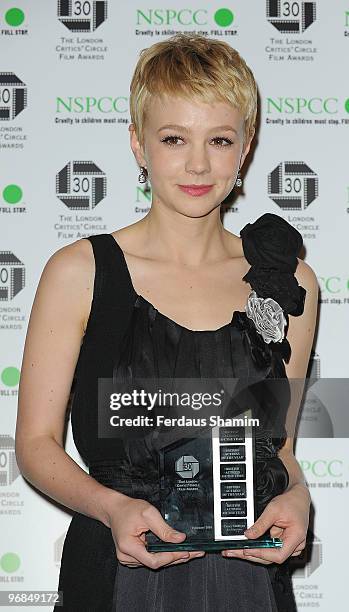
[[15, 240, 127, 527], [15, 240, 201, 569], [222, 257, 319, 563], [278, 256, 320, 491]]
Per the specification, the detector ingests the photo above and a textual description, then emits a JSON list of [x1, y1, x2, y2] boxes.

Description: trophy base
[[146, 537, 283, 552]]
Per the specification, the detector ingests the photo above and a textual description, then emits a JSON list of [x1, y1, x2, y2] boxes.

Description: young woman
[[15, 33, 318, 611]]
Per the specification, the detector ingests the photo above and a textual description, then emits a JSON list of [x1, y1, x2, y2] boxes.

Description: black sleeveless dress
[[55, 213, 306, 612]]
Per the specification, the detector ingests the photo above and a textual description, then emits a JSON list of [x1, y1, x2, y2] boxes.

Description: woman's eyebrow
[[157, 124, 238, 134]]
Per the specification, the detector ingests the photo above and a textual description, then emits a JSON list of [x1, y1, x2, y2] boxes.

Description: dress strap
[[104, 233, 138, 299], [82, 234, 107, 337], [81, 233, 136, 337]]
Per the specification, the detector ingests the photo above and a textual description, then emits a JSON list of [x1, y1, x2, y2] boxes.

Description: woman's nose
[[185, 145, 211, 175]]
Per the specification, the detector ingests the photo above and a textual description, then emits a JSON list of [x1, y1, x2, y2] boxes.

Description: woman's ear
[[129, 123, 146, 168], [240, 131, 254, 168]]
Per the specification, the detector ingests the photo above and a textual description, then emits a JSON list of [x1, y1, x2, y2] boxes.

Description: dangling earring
[[138, 166, 148, 183], [235, 170, 243, 187]]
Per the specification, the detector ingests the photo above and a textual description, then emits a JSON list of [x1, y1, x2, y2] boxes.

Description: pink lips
[[178, 184, 213, 197]]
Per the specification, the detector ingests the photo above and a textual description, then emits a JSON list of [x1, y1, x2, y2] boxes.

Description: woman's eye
[[160, 135, 184, 146], [160, 136, 234, 147], [212, 137, 233, 147]]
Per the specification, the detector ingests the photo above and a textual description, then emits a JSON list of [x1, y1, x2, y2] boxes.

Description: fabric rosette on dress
[[240, 212, 306, 366]]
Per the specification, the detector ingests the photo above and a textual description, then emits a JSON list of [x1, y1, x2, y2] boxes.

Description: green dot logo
[[214, 8, 234, 27], [3, 184, 23, 204], [0, 553, 20, 573], [5, 8, 25, 27], [1, 367, 20, 387], [344, 99, 349, 114]]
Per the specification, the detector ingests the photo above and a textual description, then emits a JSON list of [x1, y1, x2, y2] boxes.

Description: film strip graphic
[[266, 0, 316, 33], [56, 160, 107, 210], [0, 73, 27, 121], [268, 161, 318, 210], [0, 252, 25, 301], [212, 410, 255, 540], [58, 0, 108, 32], [0, 435, 20, 486]]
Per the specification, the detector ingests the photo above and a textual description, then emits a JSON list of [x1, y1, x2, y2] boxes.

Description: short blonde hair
[[129, 33, 257, 150]]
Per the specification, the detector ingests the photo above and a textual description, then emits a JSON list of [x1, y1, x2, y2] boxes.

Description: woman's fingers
[[117, 542, 205, 568], [141, 504, 187, 546], [222, 550, 272, 564], [222, 530, 306, 565], [290, 538, 306, 557], [117, 535, 196, 569], [270, 525, 284, 538], [113, 500, 205, 569], [117, 546, 145, 566], [163, 551, 206, 567], [243, 502, 277, 540]]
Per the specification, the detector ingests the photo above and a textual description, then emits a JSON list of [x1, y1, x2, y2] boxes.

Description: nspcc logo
[[136, 8, 234, 26], [58, 0, 108, 32], [266, 0, 316, 33], [0, 73, 27, 120], [268, 161, 318, 210], [135, 8, 236, 31], [56, 161, 107, 210]]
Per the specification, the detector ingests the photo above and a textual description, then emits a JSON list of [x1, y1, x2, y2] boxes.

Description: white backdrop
[[1, 1, 348, 609]]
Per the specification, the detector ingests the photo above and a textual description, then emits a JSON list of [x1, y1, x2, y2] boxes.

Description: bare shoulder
[[294, 257, 319, 295], [283, 257, 319, 380], [46, 235, 93, 266], [42, 237, 94, 291], [38, 237, 95, 334]]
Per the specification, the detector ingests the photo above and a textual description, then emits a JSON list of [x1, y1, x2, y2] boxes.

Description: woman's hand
[[221, 483, 311, 564], [107, 494, 206, 569]]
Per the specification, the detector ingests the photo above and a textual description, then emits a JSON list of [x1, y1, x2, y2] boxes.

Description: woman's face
[[130, 94, 253, 218]]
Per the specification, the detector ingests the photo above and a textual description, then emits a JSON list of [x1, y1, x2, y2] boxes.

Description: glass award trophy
[[145, 409, 283, 552]]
